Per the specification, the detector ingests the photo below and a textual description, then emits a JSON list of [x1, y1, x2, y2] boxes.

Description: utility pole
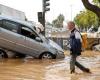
[[70, 5, 73, 21]]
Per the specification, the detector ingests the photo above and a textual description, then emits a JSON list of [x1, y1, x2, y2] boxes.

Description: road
[[0, 51, 100, 80]]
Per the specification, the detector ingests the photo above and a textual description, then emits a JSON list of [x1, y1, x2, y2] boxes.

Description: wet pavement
[[0, 51, 100, 80]]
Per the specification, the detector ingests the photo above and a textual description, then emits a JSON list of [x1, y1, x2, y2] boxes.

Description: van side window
[[2, 20, 18, 33], [0, 20, 2, 26], [20, 26, 38, 40]]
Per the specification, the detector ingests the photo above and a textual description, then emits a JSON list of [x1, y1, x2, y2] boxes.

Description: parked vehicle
[[0, 15, 65, 59], [87, 26, 100, 38], [0, 4, 26, 20], [81, 26, 100, 50], [93, 44, 100, 51]]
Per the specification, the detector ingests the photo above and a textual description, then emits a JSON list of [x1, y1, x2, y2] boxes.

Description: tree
[[74, 10, 99, 29], [52, 14, 64, 28], [74, 0, 100, 29], [81, 0, 100, 24], [93, 0, 100, 6]]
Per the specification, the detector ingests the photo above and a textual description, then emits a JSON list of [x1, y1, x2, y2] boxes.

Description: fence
[[47, 37, 70, 50], [48, 37, 100, 50]]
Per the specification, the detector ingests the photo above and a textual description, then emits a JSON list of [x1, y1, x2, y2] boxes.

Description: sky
[[0, 0, 85, 23]]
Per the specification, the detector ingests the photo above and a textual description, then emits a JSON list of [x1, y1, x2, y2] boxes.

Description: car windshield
[[39, 34, 49, 43]]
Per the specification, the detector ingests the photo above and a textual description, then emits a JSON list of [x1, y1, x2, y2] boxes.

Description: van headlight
[[57, 50, 64, 54], [54, 48, 63, 54]]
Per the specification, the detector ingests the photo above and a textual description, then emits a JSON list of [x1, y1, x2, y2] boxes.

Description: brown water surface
[[0, 51, 100, 80]]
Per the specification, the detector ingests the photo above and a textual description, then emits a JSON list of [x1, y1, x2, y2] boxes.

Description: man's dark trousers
[[70, 54, 89, 73]]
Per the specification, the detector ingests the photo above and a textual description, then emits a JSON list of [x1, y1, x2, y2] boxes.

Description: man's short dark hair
[[68, 21, 75, 27]]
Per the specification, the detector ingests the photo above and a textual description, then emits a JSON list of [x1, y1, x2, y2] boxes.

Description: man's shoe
[[84, 68, 91, 73], [70, 70, 75, 74]]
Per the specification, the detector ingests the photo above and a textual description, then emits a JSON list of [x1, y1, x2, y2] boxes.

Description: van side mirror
[[36, 37, 42, 42]]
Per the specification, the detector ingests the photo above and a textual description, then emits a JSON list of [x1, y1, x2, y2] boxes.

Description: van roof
[[0, 15, 35, 30]]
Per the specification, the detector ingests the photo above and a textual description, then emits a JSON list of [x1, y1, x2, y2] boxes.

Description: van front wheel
[[39, 53, 56, 59], [0, 50, 8, 58]]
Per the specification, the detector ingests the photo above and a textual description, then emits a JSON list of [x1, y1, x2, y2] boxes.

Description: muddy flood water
[[0, 51, 100, 80]]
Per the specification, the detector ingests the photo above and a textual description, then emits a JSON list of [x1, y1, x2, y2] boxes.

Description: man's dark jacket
[[69, 28, 82, 56]]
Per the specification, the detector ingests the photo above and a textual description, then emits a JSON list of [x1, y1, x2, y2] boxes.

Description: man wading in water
[[67, 21, 91, 74]]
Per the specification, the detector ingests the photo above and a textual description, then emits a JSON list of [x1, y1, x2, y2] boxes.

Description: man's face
[[67, 22, 75, 30]]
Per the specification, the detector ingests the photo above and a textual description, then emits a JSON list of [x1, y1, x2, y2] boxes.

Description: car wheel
[[92, 47, 97, 51], [39, 53, 56, 59], [91, 44, 97, 50], [0, 50, 8, 58]]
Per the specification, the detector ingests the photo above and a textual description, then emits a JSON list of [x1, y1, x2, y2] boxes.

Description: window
[[21, 27, 32, 37], [2, 20, 18, 33], [0, 20, 2, 27], [20, 26, 38, 40]]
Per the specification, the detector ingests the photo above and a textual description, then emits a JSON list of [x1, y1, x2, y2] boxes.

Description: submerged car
[[0, 15, 65, 59]]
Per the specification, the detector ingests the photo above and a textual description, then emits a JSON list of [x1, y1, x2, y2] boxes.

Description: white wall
[[0, 4, 26, 20]]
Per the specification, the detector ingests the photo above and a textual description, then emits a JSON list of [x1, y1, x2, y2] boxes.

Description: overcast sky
[[0, 0, 85, 22]]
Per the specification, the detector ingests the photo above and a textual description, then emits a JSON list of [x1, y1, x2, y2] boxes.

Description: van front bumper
[[56, 51, 65, 59]]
